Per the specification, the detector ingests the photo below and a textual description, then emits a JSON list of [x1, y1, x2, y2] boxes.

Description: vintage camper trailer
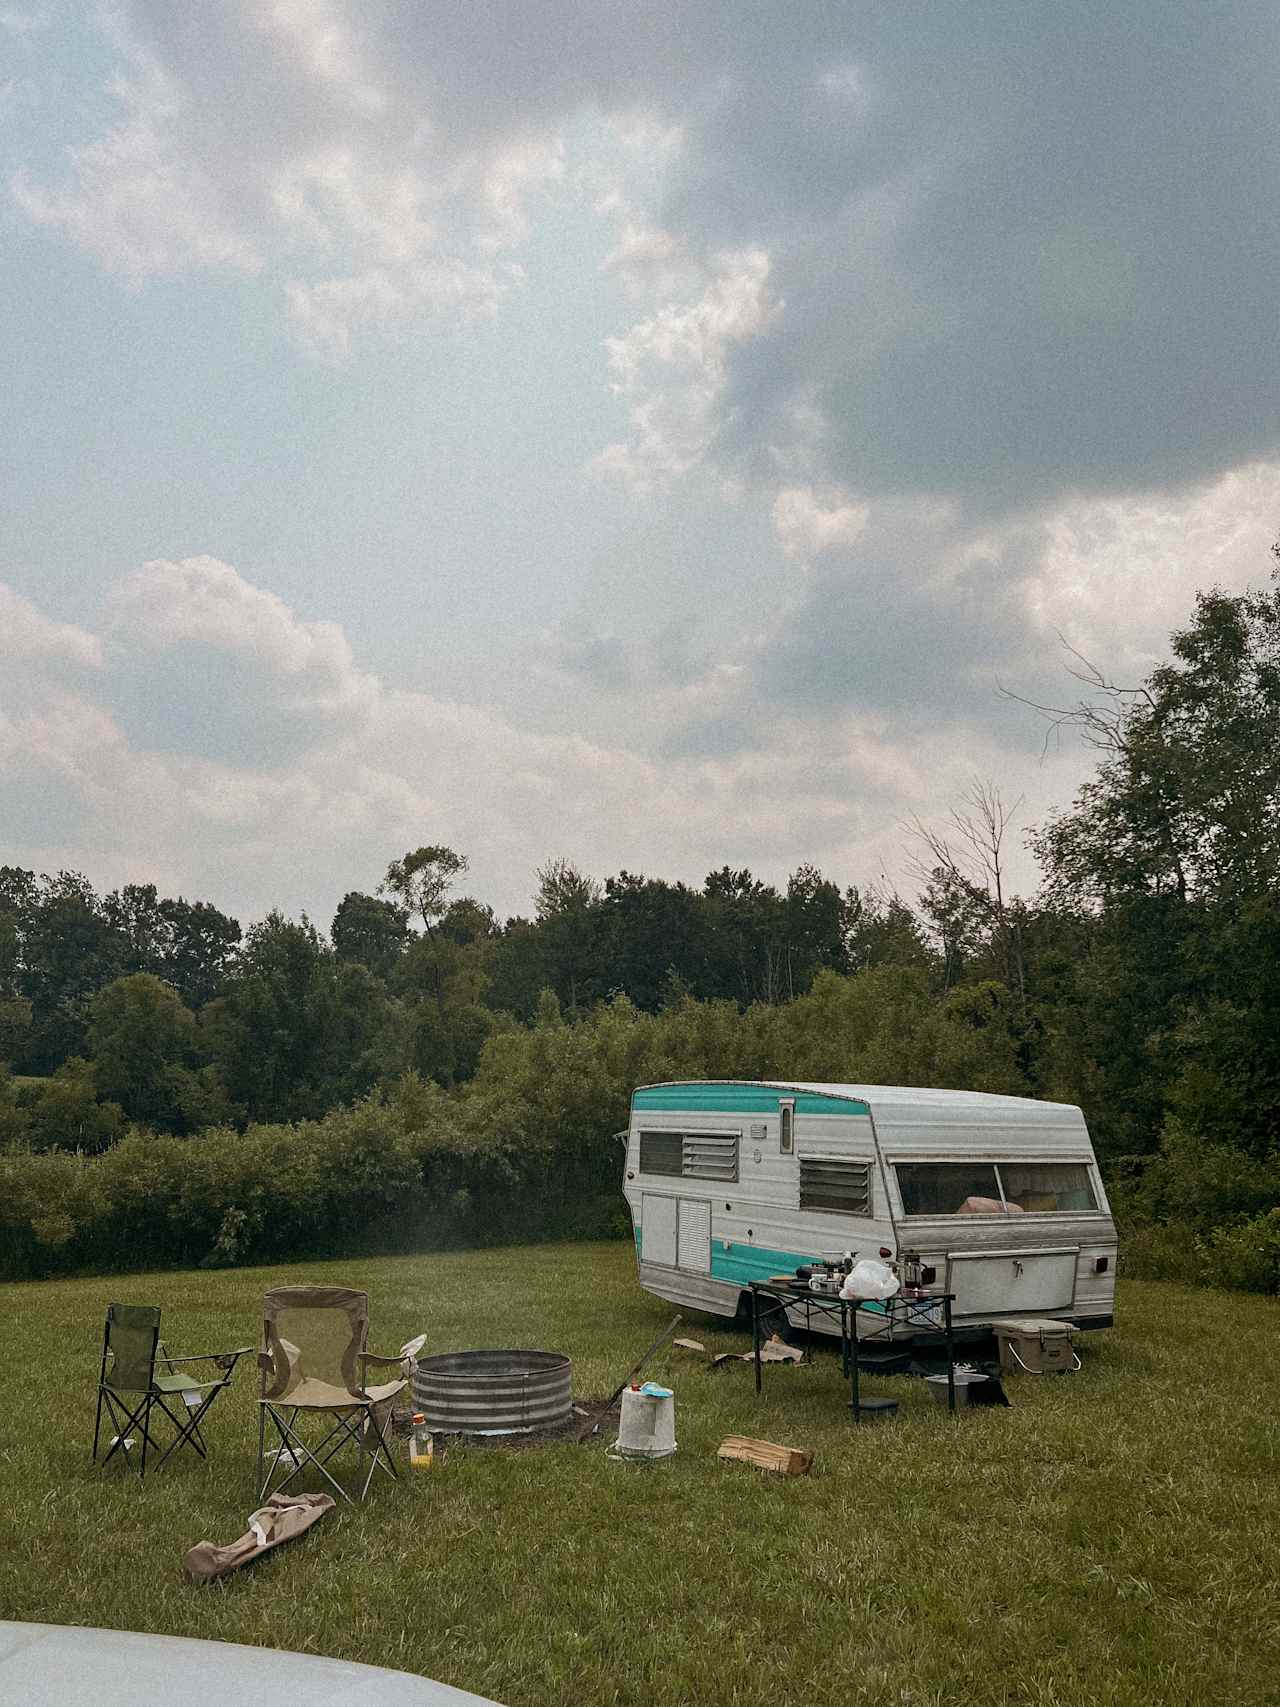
[[622, 1080, 1116, 1340]]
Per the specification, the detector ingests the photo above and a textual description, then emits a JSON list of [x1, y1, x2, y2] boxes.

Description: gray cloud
[[676, 5, 1280, 505], [20, 5, 1280, 505]]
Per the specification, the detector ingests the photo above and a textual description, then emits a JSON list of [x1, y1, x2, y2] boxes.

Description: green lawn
[[1, 1243, 1277, 1706]]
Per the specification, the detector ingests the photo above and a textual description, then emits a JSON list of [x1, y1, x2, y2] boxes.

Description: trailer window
[[896, 1162, 1004, 1216], [1000, 1163, 1098, 1213], [800, 1157, 872, 1216], [639, 1130, 740, 1183], [639, 1131, 683, 1177]]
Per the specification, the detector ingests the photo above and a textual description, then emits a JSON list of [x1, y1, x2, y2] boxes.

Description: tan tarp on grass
[[183, 1492, 336, 1581]]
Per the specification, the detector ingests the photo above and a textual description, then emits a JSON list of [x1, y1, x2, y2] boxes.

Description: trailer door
[[641, 1193, 678, 1266]]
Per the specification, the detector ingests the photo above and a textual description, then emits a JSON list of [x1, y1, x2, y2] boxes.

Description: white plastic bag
[[839, 1258, 900, 1302]]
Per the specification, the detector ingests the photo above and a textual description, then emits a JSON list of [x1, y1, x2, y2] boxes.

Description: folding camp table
[[749, 1281, 960, 1419]]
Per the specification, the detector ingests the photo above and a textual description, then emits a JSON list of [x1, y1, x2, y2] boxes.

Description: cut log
[[717, 1435, 814, 1476]]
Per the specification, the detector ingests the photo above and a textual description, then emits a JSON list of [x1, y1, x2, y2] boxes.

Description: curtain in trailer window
[[1000, 1162, 1098, 1212]]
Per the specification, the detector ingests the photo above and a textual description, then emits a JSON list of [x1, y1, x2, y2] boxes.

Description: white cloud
[[253, 0, 386, 113], [0, 585, 102, 667], [108, 555, 378, 717], [8, 4, 568, 355], [601, 219, 699, 303], [0, 559, 1045, 920], [593, 248, 779, 491], [772, 485, 869, 559], [9, 22, 260, 283], [285, 257, 509, 358], [1023, 461, 1280, 680]]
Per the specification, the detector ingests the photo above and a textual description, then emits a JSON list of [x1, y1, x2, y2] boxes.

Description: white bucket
[[612, 1385, 677, 1461]]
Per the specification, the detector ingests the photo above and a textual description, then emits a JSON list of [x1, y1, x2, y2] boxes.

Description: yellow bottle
[[409, 1415, 434, 1469]]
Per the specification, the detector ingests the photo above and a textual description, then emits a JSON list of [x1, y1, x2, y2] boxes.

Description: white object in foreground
[[0, 1622, 503, 1706]]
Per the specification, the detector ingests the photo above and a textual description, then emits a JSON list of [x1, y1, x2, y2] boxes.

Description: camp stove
[[805, 1258, 850, 1296]]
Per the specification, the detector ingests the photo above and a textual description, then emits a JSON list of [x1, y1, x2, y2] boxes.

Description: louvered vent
[[682, 1133, 739, 1182], [639, 1130, 683, 1177], [638, 1130, 739, 1181], [800, 1157, 872, 1216]]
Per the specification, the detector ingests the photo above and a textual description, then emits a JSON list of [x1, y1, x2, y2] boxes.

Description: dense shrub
[[2, 977, 1276, 1292], [1196, 1210, 1280, 1294]]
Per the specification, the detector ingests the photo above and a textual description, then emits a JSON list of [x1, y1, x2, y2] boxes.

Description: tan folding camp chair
[[93, 1302, 251, 1480], [256, 1285, 406, 1503]]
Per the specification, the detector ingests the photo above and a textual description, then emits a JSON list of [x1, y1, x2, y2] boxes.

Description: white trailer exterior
[[623, 1080, 1116, 1338]]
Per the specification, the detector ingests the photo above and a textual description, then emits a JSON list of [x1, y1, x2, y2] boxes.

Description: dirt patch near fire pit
[[423, 1397, 622, 1458]]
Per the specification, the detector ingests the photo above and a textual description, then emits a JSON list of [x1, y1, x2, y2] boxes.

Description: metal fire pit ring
[[411, 1349, 572, 1436]]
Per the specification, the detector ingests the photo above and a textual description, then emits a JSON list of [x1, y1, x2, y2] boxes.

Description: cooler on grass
[[996, 1317, 1080, 1375]]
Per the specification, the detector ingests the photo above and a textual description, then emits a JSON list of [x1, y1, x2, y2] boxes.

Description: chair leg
[[259, 1406, 376, 1503], [92, 1387, 104, 1464], [264, 1407, 362, 1503], [98, 1392, 153, 1474], [359, 1404, 400, 1501], [150, 1386, 225, 1472]]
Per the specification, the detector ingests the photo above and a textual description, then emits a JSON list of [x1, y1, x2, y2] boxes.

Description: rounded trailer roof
[[786, 1082, 1081, 1114], [634, 1080, 1091, 1149], [637, 1079, 1080, 1114]]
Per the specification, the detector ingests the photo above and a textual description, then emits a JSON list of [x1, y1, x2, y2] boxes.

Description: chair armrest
[[164, 1347, 254, 1374], [358, 1350, 405, 1368]]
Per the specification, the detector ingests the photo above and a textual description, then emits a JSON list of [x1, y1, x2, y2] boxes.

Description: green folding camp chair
[[257, 1285, 406, 1504], [93, 1303, 251, 1480]]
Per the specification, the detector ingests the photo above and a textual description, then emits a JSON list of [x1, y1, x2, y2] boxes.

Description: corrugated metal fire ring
[[411, 1349, 572, 1436]]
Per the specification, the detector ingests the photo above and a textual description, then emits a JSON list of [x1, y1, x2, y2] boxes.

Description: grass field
[[1, 1242, 1277, 1706]]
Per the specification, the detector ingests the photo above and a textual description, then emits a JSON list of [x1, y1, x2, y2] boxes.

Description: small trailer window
[[1000, 1162, 1098, 1213], [800, 1157, 872, 1216], [639, 1130, 739, 1183], [897, 1162, 1004, 1216], [639, 1131, 683, 1177]]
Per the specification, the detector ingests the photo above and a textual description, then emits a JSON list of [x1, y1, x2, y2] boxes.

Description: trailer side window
[[639, 1131, 683, 1177], [1000, 1162, 1098, 1213], [896, 1162, 1004, 1216], [800, 1157, 872, 1216], [639, 1130, 740, 1183]]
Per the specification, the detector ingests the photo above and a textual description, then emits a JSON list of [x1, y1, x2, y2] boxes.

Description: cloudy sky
[[4, 2, 1280, 925]]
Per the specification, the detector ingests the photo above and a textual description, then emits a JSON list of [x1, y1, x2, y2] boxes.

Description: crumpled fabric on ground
[[183, 1490, 336, 1581]]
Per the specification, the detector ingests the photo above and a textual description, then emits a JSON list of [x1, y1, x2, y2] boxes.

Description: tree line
[[3, 571, 1279, 1289], [0, 847, 919, 1138]]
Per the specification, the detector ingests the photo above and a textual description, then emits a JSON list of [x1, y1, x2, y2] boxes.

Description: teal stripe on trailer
[[633, 1083, 869, 1116], [709, 1245, 893, 1317], [709, 1242, 816, 1285]]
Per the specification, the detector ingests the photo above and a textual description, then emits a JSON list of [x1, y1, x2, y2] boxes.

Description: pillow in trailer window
[[957, 1195, 1005, 1215]]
